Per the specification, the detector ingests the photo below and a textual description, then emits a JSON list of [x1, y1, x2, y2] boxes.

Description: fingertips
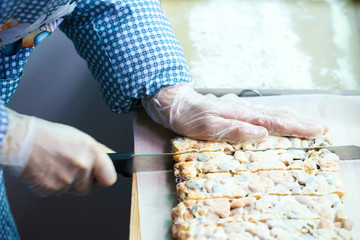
[[258, 108, 328, 138], [324, 125, 329, 134], [264, 116, 327, 138], [296, 121, 327, 138], [98, 143, 116, 153]]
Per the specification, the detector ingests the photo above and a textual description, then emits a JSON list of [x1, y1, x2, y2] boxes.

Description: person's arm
[[60, 0, 326, 143], [60, 0, 192, 113]]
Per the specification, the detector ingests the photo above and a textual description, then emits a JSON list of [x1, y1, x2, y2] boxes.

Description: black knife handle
[[108, 153, 133, 177]]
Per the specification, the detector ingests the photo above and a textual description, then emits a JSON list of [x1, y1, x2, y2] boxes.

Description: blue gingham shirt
[[0, 0, 192, 238]]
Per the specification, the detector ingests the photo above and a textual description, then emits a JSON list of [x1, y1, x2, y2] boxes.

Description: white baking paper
[[135, 94, 360, 240]]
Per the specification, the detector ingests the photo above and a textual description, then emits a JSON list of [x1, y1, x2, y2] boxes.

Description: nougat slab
[[172, 194, 347, 225], [171, 135, 353, 240], [172, 135, 330, 159]]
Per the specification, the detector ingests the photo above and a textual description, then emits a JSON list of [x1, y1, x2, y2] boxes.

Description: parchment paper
[[135, 94, 360, 240]]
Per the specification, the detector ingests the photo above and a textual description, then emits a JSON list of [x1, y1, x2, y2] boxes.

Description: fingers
[[216, 119, 268, 143], [69, 169, 93, 196], [70, 146, 117, 195], [65, 154, 117, 196], [186, 116, 268, 143], [92, 148, 117, 188], [220, 104, 326, 139], [270, 118, 325, 138], [22, 145, 117, 197], [253, 109, 327, 138], [21, 162, 76, 197]]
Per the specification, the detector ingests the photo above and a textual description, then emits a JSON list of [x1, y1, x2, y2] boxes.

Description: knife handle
[[108, 152, 133, 177]]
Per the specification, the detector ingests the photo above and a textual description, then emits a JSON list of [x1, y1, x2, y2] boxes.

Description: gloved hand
[[0, 108, 117, 196], [142, 83, 327, 143]]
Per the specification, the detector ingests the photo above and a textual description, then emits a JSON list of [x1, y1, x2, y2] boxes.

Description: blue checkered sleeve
[[60, 0, 193, 113], [0, 48, 29, 155], [0, 47, 33, 156], [0, 104, 8, 148]]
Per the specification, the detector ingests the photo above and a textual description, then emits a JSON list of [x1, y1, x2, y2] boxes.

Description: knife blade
[[108, 152, 174, 177], [109, 145, 360, 176], [248, 145, 360, 160]]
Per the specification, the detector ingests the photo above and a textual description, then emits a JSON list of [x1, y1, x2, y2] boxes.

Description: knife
[[108, 145, 360, 177]]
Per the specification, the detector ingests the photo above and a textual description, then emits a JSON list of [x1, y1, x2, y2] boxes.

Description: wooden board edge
[[129, 172, 140, 240]]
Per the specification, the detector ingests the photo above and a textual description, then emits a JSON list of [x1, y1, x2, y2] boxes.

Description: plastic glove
[[142, 83, 327, 143], [0, 108, 117, 196]]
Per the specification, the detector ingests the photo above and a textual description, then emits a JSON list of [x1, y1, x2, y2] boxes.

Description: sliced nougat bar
[[172, 135, 330, 157], [172, 194, 347, 226], [172, 195, 353, 239], [174, 149, 340, 179], [176, 170, 345, 201], [172, 137, 235, 154], [239, 134, 330, 150], [173, 219, 354, 240]]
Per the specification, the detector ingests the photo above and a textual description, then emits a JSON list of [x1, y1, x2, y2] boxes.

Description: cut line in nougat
[[172, 194, 348, 225]]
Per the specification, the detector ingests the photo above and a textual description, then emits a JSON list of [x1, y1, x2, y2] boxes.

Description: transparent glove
[[142, 83, 327, 143], [0, 108, 117, 196]]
